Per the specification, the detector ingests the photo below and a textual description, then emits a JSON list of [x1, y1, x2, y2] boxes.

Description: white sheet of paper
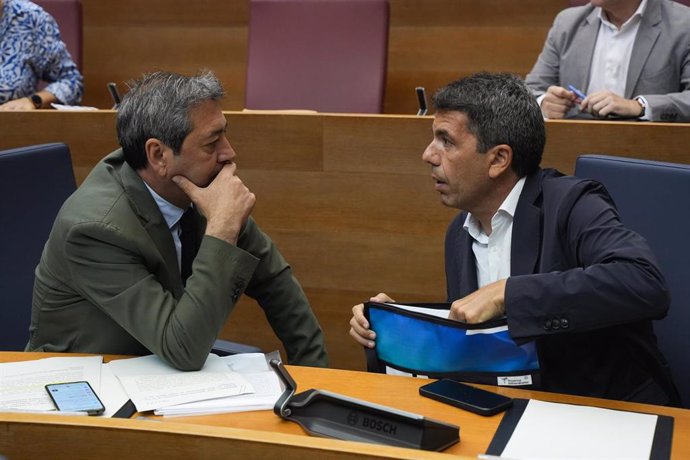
[[154, 370, 282, 417], [107, 354, 252, 412], [0, 356, 103, 412], [387, 303, 450, 319], [501, 399, 658, 460], [98, 363, 130, 418]]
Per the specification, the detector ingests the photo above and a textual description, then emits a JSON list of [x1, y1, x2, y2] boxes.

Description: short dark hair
[[432, 72, 545, 177], [116, 70, 225, 170]]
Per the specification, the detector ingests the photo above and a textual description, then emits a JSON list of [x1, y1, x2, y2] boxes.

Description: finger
[[352, 303, 368, 328], [171, 175, 198, 196], [350, 314, 376, 339], [218, 161, 238, 177], [448, 308, 466, 322], [370, 292, 395, 303], [349, 327, 375, 348]]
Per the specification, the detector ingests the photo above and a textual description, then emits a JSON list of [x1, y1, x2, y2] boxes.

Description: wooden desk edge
[[0, 411, 462, 460]]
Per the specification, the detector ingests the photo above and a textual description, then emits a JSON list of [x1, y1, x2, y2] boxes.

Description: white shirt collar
[[143, 183, 186, 229], [597, 0, 647, 31], [463, 177, 526, 241]]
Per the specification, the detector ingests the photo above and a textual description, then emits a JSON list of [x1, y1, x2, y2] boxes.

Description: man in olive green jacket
[[26, 71, 328, 370]]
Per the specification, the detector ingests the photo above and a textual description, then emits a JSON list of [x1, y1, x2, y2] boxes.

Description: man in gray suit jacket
[[525, 0, 690, 122], [27, 71, 328, 370]]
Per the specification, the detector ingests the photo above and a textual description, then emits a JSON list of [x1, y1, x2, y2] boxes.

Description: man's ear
[[144, 138, 169, 177], [488, 144, 513, 179]]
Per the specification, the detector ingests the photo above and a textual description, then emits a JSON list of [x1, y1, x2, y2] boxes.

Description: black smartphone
[[415, 86, 428, 116], [419, 379, 513, 416], [45, 381, 105, 415]]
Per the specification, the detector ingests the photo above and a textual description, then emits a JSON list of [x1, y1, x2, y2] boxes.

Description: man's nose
[[218, 137, 236, 163]]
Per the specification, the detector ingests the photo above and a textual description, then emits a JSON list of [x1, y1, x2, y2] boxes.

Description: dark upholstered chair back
[[245, 0, 389, 113], [575, 154, 690, 408], [0, 143, 76, 350]]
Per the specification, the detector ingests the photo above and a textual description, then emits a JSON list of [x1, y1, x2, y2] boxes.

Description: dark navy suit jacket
[[444, 168, 679, 404]]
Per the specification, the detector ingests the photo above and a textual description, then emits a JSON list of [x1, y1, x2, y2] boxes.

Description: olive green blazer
[[27, 149, 328, 370]]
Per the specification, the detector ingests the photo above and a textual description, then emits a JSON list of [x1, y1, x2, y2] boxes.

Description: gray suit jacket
[[525, 0, 690, 122], [27, 149, 328, 370]]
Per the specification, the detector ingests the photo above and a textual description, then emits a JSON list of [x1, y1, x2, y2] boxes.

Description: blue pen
[[567, 84, 586, 100]]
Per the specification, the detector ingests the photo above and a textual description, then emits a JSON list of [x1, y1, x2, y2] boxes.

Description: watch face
[[30, 94, 42, 108]]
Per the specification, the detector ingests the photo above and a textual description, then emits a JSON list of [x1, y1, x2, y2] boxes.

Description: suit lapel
[[626, 0, 661, 97], [571, 9, 601, 91], [119, 158, 182, 294], [455, 221, 479, 297], [511, 170, 543, 276]]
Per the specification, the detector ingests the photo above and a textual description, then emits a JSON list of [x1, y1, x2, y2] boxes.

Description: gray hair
[[432, 72, 545, 178], [116, 70, 225, 170]]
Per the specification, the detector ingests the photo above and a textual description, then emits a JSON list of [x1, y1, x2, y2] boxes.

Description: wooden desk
[[2, 352, 689, 459], [1, 112, 689, 371]]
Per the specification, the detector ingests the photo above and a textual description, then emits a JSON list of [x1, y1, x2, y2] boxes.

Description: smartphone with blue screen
[[45, 381, 105, 415]]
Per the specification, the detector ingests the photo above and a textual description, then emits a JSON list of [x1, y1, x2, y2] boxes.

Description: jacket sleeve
[[505, 181, 670, 342], [239, 218, 329, 367], [64, 221, 259, 371], [33, 8, 83, 105], [525, 10, 569, 97]]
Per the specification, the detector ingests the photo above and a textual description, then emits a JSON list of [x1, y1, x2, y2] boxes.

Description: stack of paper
[[106, 352, 283, 417], [154, 353, 283, 416], [0, 355, 129, 417]]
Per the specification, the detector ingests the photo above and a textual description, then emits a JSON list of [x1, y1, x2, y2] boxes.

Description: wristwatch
[[29, 93, 43, 109], [634, 96, 647, 118]]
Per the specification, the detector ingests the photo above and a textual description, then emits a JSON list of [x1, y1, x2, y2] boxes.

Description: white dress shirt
[[588, 0, 651, 119], [144, 183, 187, 273], [463, 177, 526, 288]]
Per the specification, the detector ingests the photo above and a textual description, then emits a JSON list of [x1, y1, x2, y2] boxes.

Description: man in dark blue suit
[[350, 72, 679, 405]]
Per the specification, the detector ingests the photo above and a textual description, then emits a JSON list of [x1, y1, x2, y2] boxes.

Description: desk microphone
[[415, 87, 428, 116], [107, 82, 121, 109]]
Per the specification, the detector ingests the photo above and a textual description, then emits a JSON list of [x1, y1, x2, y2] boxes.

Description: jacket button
[[552, 319, 560, 330], [560, 318, 569, 329], [543, 319, 552, 330]]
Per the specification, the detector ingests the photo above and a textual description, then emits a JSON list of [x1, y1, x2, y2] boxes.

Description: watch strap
[[30, 93, 43, 109]]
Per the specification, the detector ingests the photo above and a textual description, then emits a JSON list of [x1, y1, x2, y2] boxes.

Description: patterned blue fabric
[[0, 0, 83, 105], [368, 305, 540, 375]]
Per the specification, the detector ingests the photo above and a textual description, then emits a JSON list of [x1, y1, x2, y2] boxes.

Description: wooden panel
[[385, 27, 549, 115], [75, 0, 569, 114], [542, 120, 690, 175], [389, 0, 566, 26], [0, 111, 118, 183], [228, 112, 323, 171], [3, 112, 690, 371], [80, 0, 248, 110], [323, 114, 431, 174]]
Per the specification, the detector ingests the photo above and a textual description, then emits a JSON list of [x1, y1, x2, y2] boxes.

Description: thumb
[[172, 175, 197, 197]]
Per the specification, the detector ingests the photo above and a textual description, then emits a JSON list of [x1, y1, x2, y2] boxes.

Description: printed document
[[0, 356, 103, 412], [107, 354, 253, 412]]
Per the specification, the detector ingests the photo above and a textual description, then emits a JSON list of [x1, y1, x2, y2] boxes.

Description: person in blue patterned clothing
[[0, 0, 83, 110]]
